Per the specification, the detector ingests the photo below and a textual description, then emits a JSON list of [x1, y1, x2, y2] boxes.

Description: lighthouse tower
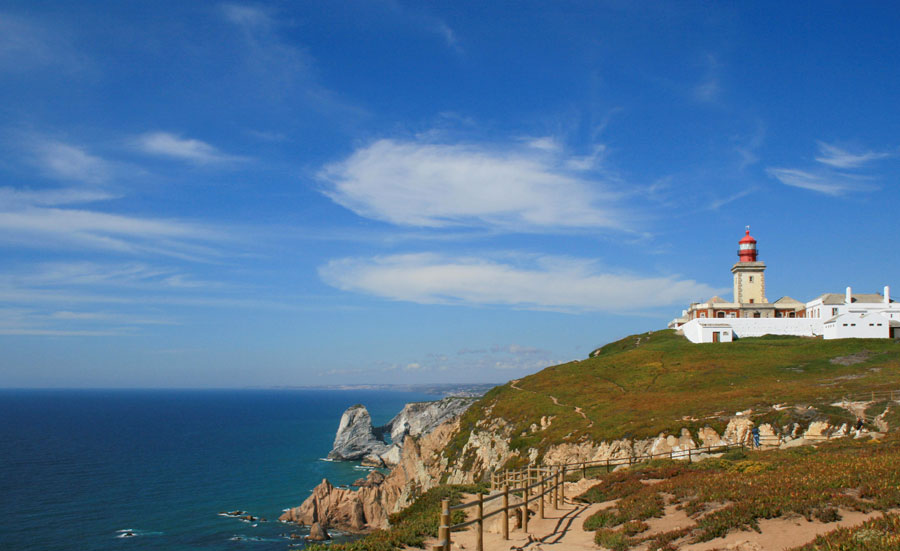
[[731, 227, 767, 304]]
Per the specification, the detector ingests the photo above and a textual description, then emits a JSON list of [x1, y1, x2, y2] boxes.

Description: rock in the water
[[327, 405, 390, 461], [307, 522, 330, 541]]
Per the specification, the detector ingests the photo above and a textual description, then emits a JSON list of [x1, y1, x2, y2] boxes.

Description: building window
[[753, 312, 761, 318], [832, 307, 839, 315], [789, 313, 795, 318], [700, 313, 706, 318], [749, 298, 755, 304], [717, 312, 725, 318], [749, 276, 754, 283]]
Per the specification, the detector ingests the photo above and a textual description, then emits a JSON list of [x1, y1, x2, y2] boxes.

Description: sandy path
[[423, 483, 600, 550]]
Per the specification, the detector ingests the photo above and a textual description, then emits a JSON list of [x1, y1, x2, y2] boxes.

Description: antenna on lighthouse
[[745, 225, 750, 233]]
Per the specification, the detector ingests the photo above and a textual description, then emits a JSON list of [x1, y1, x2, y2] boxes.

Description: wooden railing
[[431, 442, 743, 551], [840, 389, 900, 403], [432, 465, 566, 551]]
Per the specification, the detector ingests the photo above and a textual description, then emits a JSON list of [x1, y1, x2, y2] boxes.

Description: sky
[[2, 1, 899, 388]]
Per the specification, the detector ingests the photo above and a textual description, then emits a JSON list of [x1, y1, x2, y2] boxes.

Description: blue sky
[[2, 2, 899, 387]]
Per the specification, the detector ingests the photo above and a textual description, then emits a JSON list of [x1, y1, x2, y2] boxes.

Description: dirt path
[[423, 483, 600, 551], [510, 380, 594, 428]]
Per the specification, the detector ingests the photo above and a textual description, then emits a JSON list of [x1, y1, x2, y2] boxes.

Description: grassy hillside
[[447, 330, 900, 466]]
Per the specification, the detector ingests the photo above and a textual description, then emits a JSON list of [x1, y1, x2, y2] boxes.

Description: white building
[[812, 286, 900, 339], [823, 312, 896, 340], [672, 229, 899, 343]]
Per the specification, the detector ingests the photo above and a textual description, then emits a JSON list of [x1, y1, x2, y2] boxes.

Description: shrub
[[594, 528, 632, 551]]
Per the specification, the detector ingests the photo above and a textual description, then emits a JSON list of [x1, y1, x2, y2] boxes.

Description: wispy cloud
[[0, 12, 88, 73], [709, 188, 756, 210], [319, 252, 720, 312], [768, 140, 892, 196], [814, 141, 891, 169], [692, 54, 721, 103], [0, 186, 224, 259], [29, 139, 113, 183], [134, 132, 244, 164], [319, 138, 628, 231], [765, 168, 873, 196]]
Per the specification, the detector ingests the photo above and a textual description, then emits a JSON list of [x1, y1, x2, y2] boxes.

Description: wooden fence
[[840, 389, 900, 404], [431, 442, 743, 551]]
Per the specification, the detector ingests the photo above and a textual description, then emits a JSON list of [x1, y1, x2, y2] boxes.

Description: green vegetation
[[575, 433, 900, 549], [445, 330, 900, 466], [788, 513, 900, 550], [305, 483, 487, 551]]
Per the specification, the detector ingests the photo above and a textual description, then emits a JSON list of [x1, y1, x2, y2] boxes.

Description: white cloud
[[0, 187, 223, 259], [135, 132, 243, 164], [319, 139, 627, 231], [815, 142, 891, 169], [766, 168, 873, 196], [221, 4, 273, 29], [0, 186, 117, 208], [29, 140, 112, 184], [319, 253, 720, 312]]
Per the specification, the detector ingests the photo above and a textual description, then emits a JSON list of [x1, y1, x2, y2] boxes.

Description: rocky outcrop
[[327, 398, 476, 467], [386, 397, 476, 445], [281, 419, 461, 530], [327, 405, 390, 462]]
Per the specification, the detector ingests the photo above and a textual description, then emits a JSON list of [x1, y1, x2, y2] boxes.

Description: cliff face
[[386, 397, 476, 445], [281, 408, 875, 531], [280, 418, 460, 529]]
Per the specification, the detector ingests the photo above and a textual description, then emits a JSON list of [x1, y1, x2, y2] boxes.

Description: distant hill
[[445, 330, 900, 467]]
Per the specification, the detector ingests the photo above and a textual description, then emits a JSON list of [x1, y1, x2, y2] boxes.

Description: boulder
[[307, 522, 330, 541]]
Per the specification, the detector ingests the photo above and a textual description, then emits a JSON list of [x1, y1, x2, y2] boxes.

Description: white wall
[[681, 318, 819, 343], [823, 313, 891, 339]]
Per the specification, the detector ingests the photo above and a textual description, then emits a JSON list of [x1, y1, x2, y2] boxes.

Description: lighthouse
[[732, 227, 767, 304]]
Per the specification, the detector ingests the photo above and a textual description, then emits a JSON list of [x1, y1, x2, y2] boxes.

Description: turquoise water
[[0, 389, 436, 551]]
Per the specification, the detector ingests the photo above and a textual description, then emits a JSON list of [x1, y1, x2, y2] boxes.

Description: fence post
[[582, 461, 587, 479], [553, 467, 559, 509], [502, 485, 509, 540], [440, 499, 450, 551], [539, 471, 545, 519], [560, 466, 566, 503], [477, 492, 484, 551], [606, 458, 610, 472], [688, 448, 692, 464], [522, 474, 529, 533]]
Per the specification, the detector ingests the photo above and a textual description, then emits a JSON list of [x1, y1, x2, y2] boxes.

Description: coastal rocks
[[282, 418, 465, 531], [279, 477, 388, 531], [328, 397, 476, 467], [328, 405, 390, 462], [307, 522, 330, 541]]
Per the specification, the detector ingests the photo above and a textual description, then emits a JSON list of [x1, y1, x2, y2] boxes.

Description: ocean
[[0, 389, 438, 551]]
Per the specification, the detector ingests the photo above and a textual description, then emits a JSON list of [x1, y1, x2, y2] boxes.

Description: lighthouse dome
[[737, 228, 758, 262]]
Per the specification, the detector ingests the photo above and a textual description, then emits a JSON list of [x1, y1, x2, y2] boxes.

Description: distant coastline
[[261, 383, 497, 397]]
